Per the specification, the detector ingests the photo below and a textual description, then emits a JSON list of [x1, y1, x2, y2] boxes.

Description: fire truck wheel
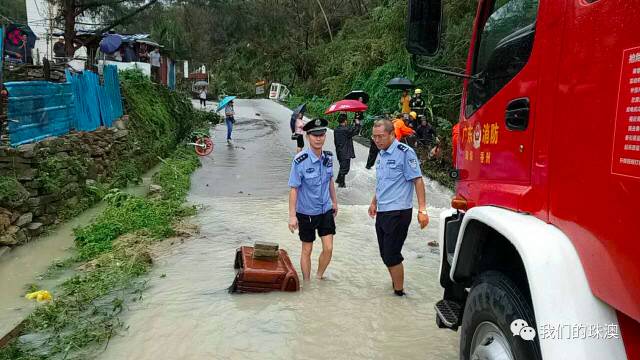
[[460, 271, 542, 360]]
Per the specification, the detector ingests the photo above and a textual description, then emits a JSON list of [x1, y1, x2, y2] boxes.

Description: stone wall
[[0, 126, 133, 248]]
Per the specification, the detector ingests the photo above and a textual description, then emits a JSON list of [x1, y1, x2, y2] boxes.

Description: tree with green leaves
[[0, 0, 27, 23], [46, 0, 159, 57]]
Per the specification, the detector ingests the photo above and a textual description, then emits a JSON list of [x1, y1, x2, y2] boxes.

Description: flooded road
[[98, 99, 458, 360]]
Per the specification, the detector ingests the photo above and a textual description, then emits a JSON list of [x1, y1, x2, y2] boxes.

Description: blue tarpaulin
[[5, 81, 76, 146], [69, 70, 102, 131], [102, 65, 124, 124], [7, 66, 124, 145], [168, 60, 176, 90], [66, 65, 123, 130]]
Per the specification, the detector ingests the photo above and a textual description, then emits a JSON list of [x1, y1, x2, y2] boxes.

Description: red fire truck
[[406, 0, 640, 359]]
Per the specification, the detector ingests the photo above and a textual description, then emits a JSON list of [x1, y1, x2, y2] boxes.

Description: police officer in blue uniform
[[288, 118, 338, 282], [368, 119, 429, 296]]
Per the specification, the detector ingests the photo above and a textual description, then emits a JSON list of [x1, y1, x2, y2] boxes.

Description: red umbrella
[[324, 100, 368, 114]]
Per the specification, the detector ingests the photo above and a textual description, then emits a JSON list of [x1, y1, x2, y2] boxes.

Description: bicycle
[[186, 130, 214, 156]]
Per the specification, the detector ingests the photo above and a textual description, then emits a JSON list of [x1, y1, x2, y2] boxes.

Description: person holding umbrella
[[225, 100, 235, 144], [290, 103, 306, 152], [293, 112, 306, 152], [216, 96, 237, 144], [399, 89, 411, 114], [199, 88, 208, 108], [334, 113, 361, 188], [343, 91, 368, 137]]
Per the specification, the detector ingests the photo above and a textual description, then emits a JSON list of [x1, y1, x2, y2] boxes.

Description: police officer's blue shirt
[[375, 140, 422, 212], [288, 148, 334, 215]]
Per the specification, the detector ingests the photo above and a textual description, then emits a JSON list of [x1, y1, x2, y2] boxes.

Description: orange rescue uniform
[[393, 119, 415, 141]]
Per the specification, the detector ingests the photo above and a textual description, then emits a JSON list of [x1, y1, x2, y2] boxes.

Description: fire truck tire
[[460, 271, 542, 360]]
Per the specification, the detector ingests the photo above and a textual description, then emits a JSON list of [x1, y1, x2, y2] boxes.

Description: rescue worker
[[368, 119, 429, 296], [399, 89, 411, 114], [409, 88, 426, 116], [288, 118, 338, 282], [392, 113, 415, 142], [408, 111, 419, 129], [334, 113, 361, 187]]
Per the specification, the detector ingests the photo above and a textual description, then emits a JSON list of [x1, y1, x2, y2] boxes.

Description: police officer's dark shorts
[[375, 209, 412, 267], [296, 210, 336, 242]]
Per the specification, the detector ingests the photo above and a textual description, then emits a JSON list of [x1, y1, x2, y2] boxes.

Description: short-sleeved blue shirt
[[375, 140, 422, 212], [288, 148, 334, 215]]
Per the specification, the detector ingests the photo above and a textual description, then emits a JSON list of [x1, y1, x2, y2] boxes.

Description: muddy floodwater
[[0, 169, 156, 341], [98, 99, 458, 360]]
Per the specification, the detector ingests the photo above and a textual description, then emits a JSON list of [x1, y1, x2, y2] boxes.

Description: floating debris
[[25, 290, 52, 302]]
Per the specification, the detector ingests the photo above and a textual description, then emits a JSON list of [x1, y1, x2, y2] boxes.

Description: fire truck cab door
[[459, 0, 540, 196]]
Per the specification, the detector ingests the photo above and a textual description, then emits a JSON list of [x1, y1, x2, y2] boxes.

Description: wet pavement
[[97, 99, 458, 360]]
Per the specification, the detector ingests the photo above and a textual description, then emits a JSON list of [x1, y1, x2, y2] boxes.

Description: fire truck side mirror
[[406, 0, 442, 56]]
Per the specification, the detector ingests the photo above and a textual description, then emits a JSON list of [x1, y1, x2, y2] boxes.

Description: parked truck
[[406, 0, 640, 359]]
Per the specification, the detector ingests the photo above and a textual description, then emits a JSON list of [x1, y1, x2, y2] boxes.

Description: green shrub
[[120, 70, 209, 152], [0, 176, 29, 207], [37, 155, 87, 193], [152, 146, 201, 202], [73, 195, 176, 260], [111, 159, 143, 188]]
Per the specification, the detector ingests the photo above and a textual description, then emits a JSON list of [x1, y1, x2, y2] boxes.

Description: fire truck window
[[465, 0, 539, 117]]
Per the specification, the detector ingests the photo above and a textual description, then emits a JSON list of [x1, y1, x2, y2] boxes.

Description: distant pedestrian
[[199, 88, 207, 108], [293, 112, 305, 152], [18, 34, 32, 64], [149, 47, 161, 83], [368, 119, 429, 296], [334, 113, 361, 187], [53, 36, 65, 63], [123, 44, 137, 62], [399, 89, 411, 114], [138, 43, 149, 62], [366, 115, 385, 170], [288, 118, 338, 282], [416, 116, 435, 149], [366, 139, 379, 170], [224, 100, 235, 144]]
